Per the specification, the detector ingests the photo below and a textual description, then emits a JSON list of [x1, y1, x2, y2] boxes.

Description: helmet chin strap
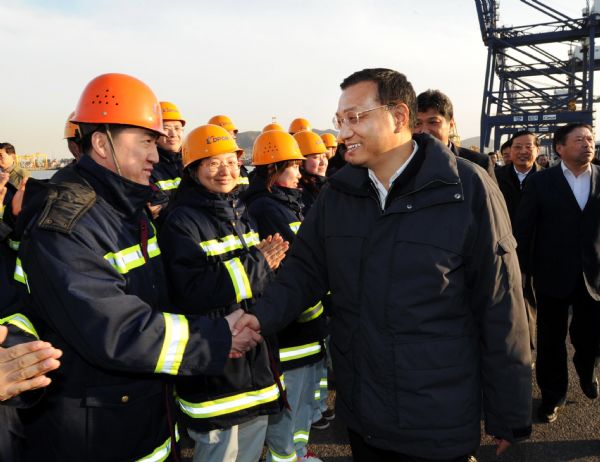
[[104, 124, 122, 177]]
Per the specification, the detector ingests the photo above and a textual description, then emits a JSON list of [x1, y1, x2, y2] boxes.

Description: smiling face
[[336, 81, 401, 170], [414, 108, 454, 145], [510, 133, 539, 173], [195, 152, 240, 194], [304, 153, 328, 176], [157, 120, 184, 152]]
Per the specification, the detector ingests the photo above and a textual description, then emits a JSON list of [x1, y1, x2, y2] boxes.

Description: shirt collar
[[561, 161, 592, 177]]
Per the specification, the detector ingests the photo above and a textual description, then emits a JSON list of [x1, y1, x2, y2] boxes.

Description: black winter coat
[[249, 134, 532, 458], [17, 156, 231, 461], [159, 179, 282, 432], [245, 173, 326, 370]]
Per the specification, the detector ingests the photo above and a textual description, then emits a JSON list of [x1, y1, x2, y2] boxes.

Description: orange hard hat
[[63, 111, 80, 140], [160, 101, 186, 126], [262, 123, 285, 133], [182, 124, 242, 169], [320, 133, 338, 149], [252, 130, 305, 166], [71, 73, 165, 136], [294, 131, 327, 156], [208, 115, 238, 134], [288, 118, 311, 135]]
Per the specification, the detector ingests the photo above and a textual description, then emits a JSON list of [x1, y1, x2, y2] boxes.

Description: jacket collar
[[157, 147, 182, 166], [245, 172, 304, 214], [75, 154, 153, 216], [329, 133, 460, 198], [173, 177, 244, 222]]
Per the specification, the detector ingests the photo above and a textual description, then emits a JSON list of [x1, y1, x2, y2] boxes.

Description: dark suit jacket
[[450, 142, 497, 182], [514, 163, 600, 300], [496, 163, 542, 223]]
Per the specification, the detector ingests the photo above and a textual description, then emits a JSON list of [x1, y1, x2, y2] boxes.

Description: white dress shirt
[[513, 165, 532, 187], [368, 140, 418, 209], [561, 161, 592, 210]]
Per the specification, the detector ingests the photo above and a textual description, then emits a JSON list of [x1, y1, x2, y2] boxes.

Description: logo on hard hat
[[206, 135, 230, 145]]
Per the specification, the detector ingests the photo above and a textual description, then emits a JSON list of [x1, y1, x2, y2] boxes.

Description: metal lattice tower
[[475, 0, 600, 152]]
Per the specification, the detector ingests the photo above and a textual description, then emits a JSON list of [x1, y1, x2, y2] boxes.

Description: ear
[[90, 132, 109, 160], [393, 103, 410, 133]]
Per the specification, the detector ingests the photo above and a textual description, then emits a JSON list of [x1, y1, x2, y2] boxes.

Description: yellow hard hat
[[288, 118, 311, 135], [293, 131, 327, 156], [320, 133, 338, 149], [160, 101, 186, 126], [63, 111, 80, 140], [208, 115, 238, 134], [262, 123, 285, 133], [182, 124, 242, 169], [252, 130, 305, 166]]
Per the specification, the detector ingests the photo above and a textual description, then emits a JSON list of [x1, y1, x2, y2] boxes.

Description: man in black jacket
[[415, 90, 496, 181], [496, 131, 542, 352], [234, 68, 532, 461], [514, 123, 600, 423]]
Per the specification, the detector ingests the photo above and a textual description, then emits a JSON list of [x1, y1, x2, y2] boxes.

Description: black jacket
[[159, 179, 281, 431], [299, 170, 327, 215], [496, 163, 542, 223], [450, 142, 497, 182], [514, 163, 600, 300], [17, 156, 231, 461], [249, 134, 532, 458], [245, 173, 326, 370]]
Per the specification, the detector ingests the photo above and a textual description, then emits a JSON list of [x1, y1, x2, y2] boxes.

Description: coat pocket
[[393, 336, 479, 430]]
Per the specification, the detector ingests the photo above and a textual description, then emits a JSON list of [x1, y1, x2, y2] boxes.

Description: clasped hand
[[224, 310, 263, 359]]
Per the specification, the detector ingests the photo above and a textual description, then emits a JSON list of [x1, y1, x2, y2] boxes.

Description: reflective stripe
[[104, 234, 161, 274], [269, 448, 297, 462], [8, 239, 19, 251], [294, 430, 309, 443], [279, 342, 322, 362], [237, 176, 249, 185], [13, 258, 27, 285], [155, 313, 189, 375], [155, 178, 181, 191], [199, 231, 260, 257], [320, 378, 328, 388], [177, 382, 280, 418], [135, 424, 180, 462], [314, 389, 320, 400], [289, 221, 301, 234], [0, 313, 39, 339], [296, 301, 323, 323], [224, 258, 253, 303]]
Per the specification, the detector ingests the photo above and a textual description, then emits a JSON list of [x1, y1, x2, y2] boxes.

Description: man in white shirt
[[514, 123, 600, 424]]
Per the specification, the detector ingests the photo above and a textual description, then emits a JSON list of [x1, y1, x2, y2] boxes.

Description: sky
[[0, 0, 589, 158]]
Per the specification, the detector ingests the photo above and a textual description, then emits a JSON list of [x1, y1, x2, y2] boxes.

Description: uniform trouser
[[536, 279, 600, 405], [312, 357, 328, 422], [188, 415, 268, 462], [348, 428, 470, 462], [266, 363, 319, 461]]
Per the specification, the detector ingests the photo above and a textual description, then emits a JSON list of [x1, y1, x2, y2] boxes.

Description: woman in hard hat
[[158, 124, 288, 462], [294, 130, 329, 215], [244, 130, 326, 462], [320, 133, 338, 160]]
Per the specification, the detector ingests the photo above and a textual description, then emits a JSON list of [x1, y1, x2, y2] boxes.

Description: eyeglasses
[[202, 159, 239, 173], [332, 104, 394, 130], [512, 144, 536, 151]]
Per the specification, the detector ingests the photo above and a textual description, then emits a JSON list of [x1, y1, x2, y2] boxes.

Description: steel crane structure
[[475, 0, 600, 152]]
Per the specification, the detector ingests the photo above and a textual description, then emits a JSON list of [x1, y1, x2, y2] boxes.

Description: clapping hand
[[256, 233, 289, 270], [0, 326, 62, 401]]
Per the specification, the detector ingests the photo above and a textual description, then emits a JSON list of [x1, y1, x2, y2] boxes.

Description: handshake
[[224, 309, 263, 359]]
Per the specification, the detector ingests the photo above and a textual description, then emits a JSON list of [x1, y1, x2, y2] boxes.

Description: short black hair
[[79, 124, 139, 156], [340, 68, 417, 129], [0, 142, 16, 154], [510, 130, 540, 147], [500, 139, 512, 152], [552, 123, 593, 153], [416, 89, 454, 121]]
